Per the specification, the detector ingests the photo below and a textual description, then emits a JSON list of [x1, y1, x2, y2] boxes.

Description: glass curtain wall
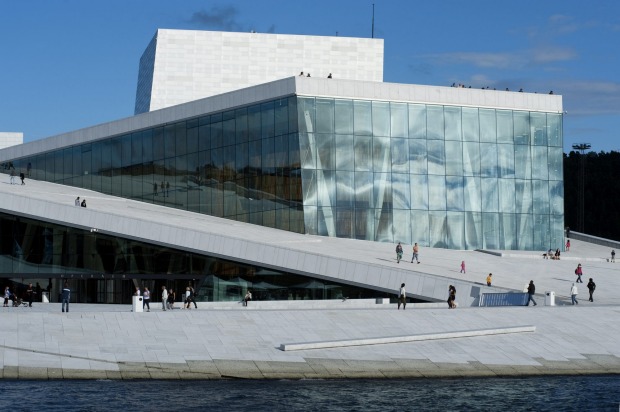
[[2, 96, 563, 251]]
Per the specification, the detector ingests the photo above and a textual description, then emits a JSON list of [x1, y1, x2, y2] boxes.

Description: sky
[[1, 0, 619, 153]]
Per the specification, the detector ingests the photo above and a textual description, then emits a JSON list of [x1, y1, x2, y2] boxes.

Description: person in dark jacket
[[527, 281, 537, 306], [62, 282, 71, 312], [587, 278, 596, 302]]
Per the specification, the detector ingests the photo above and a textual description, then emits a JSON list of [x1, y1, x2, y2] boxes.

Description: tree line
[[564, 151, 620, 241]]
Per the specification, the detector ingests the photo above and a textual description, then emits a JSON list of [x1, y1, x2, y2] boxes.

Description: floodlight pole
[[572, 143, 591, 233]]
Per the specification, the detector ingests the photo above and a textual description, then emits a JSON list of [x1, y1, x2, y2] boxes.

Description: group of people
[[158, 284, 198, 311], [395, 242, 420, 264], [8, 169, 26, 185], [3, 283, 40, 307], [74, 196, 87, 207], [153, 181, 171, 197], [544, 248, 562, 260]]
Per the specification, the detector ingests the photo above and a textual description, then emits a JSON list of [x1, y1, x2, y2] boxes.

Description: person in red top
[[575, 263, 583, 283], [566, 239, 571, 251]]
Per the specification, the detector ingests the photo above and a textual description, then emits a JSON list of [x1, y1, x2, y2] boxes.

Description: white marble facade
[[135, 29, 384, 114]]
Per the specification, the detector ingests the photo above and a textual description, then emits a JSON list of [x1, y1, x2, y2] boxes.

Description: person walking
[[574, 264, 583, 283], [19, 172, 25, 185], [26, 283, 34, 307], [411, 243, 420, 264], [167, 288, 176, 309], [395, 242, 403, 263], [448, 285, 456, 309], [161, 286, 168, 311], [398, 283, 406, 310], [3, 286, 10, 307], [81, 199, 87, 208], [184, 287, 192, 309], [189, 284, 198, 309], [143, 287, 151, 312], [460, 261, 466, 274], [611, 250, 615, 263], [570, 283, 579, 305], [9, 169, 15, 184], [565, 239, 570, 251], [486, 273, 492, 286], [61, 282, 71, 312], [587, 278, 596, 302], [75, 197, 80, 206], [526, 280, 537, 306], [243, 290, 252, 307]]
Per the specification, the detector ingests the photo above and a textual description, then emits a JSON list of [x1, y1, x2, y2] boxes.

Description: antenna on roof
[[371, 4, 375, 38]]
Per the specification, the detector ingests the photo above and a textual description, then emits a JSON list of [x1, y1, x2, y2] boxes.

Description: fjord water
[[1, 376, 619, 411]]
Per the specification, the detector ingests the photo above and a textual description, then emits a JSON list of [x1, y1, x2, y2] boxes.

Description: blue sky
[[1, 0, 619, 153]]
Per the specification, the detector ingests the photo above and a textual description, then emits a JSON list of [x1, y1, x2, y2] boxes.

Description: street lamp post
[[572, 143, 591, 233]]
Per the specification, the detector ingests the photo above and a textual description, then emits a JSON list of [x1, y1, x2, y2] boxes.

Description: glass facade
[[2, 95, 563, 250], [0, 212, 386, 304]]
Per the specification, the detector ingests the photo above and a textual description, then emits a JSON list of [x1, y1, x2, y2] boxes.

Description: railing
[[478, 292, 528, 307]]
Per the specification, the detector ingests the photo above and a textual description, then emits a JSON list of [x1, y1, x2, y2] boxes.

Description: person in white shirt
[[143, 287, 151, 312], [161, 286, 168, 311], [570, 283, 579, 305], [398, 283, 406, 310]]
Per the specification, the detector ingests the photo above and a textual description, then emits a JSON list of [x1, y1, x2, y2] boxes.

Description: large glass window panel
[[303, 205, 318, 235], [465, 211, 483, 249], [355, 208, 374, 241], [531, 146, 548, 180], [390, 102, 408, 137], [429, 211, 447, 247], [547, 113, 562, 147], [261, 101, 275, 138], [353, 100, 372, 135], [481, 178, 499, 213], [464, 176, 481, 212], [198, 122, 210, 152], [248, 104, 262, 140], [550, 215, 564, 249], [391, 138, 409, 174], [372, 101, 390, 137], [427, 140, 445, 175], [445, 140, 463, 176], [317, 170, 335, 208], [428, 175, 446, 211], [120, 134, 132, 168], [530, 112, 547, 146], [210, 114, 223, 149], [164, 125, 176, 158], [318, 206, 336, 237], [222, 113, 235, 146], [549, 180, 564, 215], [186, 126, 198, 156], [336, 208, 354, 238], [298, 133, 316, 169], [316, 99, 335, 134], [462, 107, 479, 142], [446, 176, 464, 211], [372, 136, 391, 172], [141, 129, 153, 163], [392, 173, 410, 209], [406, 139, 426, 175], [335, 135, 354, 171], [354, 171, 373, 209], [393, 209, 411, 244], [274, 98, 289, 137], [316, 134, 335, 171], [513, 111, 530, 145], [235, 107, 248, 144], [374, 208, 393, 242], [288, 96, 298, 134], [481, 213, 499, 249], [335, 100, 354, 134], [497, 144, 515, 178], [274, 134, 289, 170], [499, 213, 517, 250], [514, 145, 532, 179], [91, 141, 102, 192], [444, 106, 462, 141], [532, 180, 549, 215], [100, 140, 112, 194], [446, 212, 464, 249], [548, 147, 563, 181], [533, 214, 550, 251], [462, 141, 480, 176], [67, 147, 76, 182], [427, 105, 444, 140], [261, 137, 275, 175], [335, 171, 354, 208], [410, 174, 429, 210], [408, 104, 426, 139], [516, 213, 534, 249], [480, 143, 498, 177], [515, 179, 533, 214], [411, 210, 429, 246], [175, 121, 187, 156], [373, 172, 392, 211], [354, 135, 372, 171], [479, 109, 497, 143], [497, 110, 513, 143], [498, 179, 516, 213]]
